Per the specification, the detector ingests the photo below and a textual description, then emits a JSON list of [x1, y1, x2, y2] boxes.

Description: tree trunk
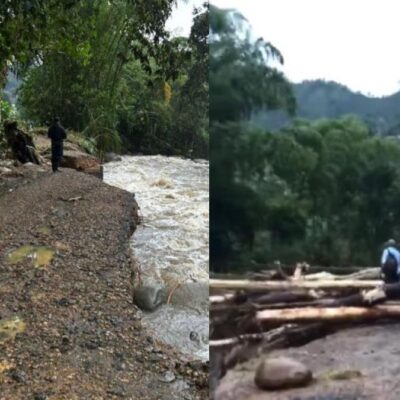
[[256, 304, 400, 322]]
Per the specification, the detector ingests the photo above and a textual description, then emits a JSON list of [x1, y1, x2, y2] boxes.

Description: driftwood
[[210, 289, 326, 306], [210, 293, 235, 304], [210, 278, 381, 291], [210, 322, 330, 387], [211, 266, 373, 280], [210, 325, 294, 348], [256, 304, 400, 322], [303, 267, 380, 281], [209, 267, 400, 399]]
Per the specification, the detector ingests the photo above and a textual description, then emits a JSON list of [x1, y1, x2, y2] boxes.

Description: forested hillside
[[253, 80, 400, 135], [210, 5, 400, 271]]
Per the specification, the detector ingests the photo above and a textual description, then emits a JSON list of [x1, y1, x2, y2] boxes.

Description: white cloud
[[167, 0, 205, 37], [212, 0, 400, 96]]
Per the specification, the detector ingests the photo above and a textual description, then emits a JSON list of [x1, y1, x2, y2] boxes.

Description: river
[[103, 155, 209, 362]]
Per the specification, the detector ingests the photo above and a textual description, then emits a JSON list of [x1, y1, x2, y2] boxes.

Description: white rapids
[[103, 155, 209, 361]]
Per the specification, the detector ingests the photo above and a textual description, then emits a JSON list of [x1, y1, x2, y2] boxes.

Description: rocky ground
[[0, 165, 208, 399], [214, 321, 400, 400]]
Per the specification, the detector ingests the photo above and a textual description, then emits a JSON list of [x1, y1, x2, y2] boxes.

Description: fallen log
[[210, 278, 382, 291], [303, 267, 380, 281], [211, 266, 373, 280], [210, 325, 295, 348], [247, 287, 400, 310], [223, 322, 329, 371], [256, 304, 400, 322], [210, 294, 236, 304], [210, 289, 329, 307]]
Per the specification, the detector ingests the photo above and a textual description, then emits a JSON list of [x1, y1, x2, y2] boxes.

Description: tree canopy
[[0, 0, 208, 159]]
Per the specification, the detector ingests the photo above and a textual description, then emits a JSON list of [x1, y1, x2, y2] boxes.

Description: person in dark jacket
[[47, 117, 66, 172]]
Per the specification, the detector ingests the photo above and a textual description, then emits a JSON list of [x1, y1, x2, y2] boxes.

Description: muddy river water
[[104, 155, 209, 362]]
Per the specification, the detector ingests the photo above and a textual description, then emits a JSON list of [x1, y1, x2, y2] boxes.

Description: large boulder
[[61, 150, 100, 173], [254, 356, 312, 390], [104, 152, 122, 163]]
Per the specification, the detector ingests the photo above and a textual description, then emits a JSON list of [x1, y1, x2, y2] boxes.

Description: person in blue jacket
[[381, 239, 400, 283], [47, 117, 66, 172]]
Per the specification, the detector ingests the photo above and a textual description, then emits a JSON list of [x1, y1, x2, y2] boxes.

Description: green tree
[[209, 5, 295, 266], [16, 1, 209, 158]]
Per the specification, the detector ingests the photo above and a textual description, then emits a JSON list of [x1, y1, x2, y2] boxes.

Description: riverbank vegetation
[[0, 0, 208, 159]]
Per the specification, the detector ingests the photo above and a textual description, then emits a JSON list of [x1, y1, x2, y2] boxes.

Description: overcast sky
[[212, 0, 400, 97], [166, 0, 204, 37]]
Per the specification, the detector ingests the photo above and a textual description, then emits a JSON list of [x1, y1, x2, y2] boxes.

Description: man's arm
[[48, 127, 53, 139], [381, 248, 388, 265]]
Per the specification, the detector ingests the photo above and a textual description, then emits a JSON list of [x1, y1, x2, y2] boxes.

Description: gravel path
[[0, 168, 207, 399]]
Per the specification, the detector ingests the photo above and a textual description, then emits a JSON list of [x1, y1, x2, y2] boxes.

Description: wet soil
[[215, 322, 400, 400], [0, 167, 208, 399]]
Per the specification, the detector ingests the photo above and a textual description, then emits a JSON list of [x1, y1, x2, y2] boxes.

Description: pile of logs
[[209, 263, 400, 393]]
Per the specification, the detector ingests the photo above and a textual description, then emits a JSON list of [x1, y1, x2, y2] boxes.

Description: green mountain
[[253, 80, 400, 135]]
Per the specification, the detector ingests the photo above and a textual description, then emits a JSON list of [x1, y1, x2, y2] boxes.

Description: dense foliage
[[210, 5, 294, 268], [210, 6, 400, 271], [0, 0, 208, 158]]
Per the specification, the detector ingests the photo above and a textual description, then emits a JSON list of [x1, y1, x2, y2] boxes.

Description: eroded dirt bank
[[0, 168, 207, 399]]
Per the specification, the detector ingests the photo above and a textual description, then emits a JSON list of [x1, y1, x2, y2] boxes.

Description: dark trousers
[[51, 142, 63, 172], [382, 263, 399, 283]]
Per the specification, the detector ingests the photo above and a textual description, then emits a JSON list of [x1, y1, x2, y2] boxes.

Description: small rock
[[254, 356, 312, 390], [61, 336, 70, 345], [171, 379, 190, 391], [109, 316, 122, 327], [133, 284, 165, 311], [8, 369, 27, 383], [33, 393, 47, 400], [55, 298, 71, 307], [146, 336, 154, 344], [159, 370, 176, 383], [106, 387, 125, 397], [324, 369, 363, 381], [83, 339, 100, 350], [0, 166, 12, 174]]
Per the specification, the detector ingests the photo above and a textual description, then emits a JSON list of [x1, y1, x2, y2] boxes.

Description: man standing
[[381, 239, 400, 283], [48, 117, 66, 172]]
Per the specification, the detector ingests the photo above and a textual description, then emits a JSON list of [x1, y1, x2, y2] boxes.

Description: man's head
[[386, 238, 396, 247], [54, 117, 60, 123]]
